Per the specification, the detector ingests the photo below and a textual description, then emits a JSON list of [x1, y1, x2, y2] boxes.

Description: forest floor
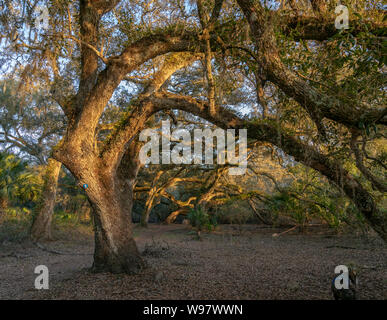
[[0, 224, 386, 300]]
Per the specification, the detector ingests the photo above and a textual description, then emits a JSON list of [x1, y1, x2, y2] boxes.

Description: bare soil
[[0, 224, 386, 300]]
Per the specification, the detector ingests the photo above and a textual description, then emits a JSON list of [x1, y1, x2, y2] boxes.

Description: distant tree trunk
[[141, 193, 156, 228], [0, 197, 8, 212], [0, 196, 8, 223], [140, 171, 163, 227], [80, 203, 91, 223], [30, 158, 61, 242], [247, 199, 272, 225]]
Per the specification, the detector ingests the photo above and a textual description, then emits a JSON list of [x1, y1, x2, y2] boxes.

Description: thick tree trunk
[[54, 142, 146, 274], [30, 158, 61, 242], [86, 172, 146, 274], [91, 199, 145, 273]]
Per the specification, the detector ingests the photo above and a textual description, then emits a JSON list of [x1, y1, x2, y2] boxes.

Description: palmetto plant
[[0, 152, 40, 213], [187, 207, 218, 239]]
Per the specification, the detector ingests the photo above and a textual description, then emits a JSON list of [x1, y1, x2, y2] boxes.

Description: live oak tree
[[1, 0, 385, 273]]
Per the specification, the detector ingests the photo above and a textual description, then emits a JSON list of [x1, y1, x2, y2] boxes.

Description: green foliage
[[0, 152, 41, 209], [0, 208, 31, 243], [54, 210, 82, 226], [264, 165, 361, 230], [187, 207, 217, 232]]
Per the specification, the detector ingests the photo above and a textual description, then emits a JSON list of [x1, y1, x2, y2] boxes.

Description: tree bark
[[90, 181, 145, 274], [30, 158, 61, 242], [54, 141, 146, 274], [85, 166, 146, 274]]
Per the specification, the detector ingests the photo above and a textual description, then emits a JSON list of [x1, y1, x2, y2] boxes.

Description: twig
[[325, 245, 357, 249], [272, 225, 298, 237]]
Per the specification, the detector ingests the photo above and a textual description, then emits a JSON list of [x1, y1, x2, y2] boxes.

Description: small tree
[[187, 207, 217, 239]]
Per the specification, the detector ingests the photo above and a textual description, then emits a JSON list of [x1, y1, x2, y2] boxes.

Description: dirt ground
[[0, 224, 386, 300]]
